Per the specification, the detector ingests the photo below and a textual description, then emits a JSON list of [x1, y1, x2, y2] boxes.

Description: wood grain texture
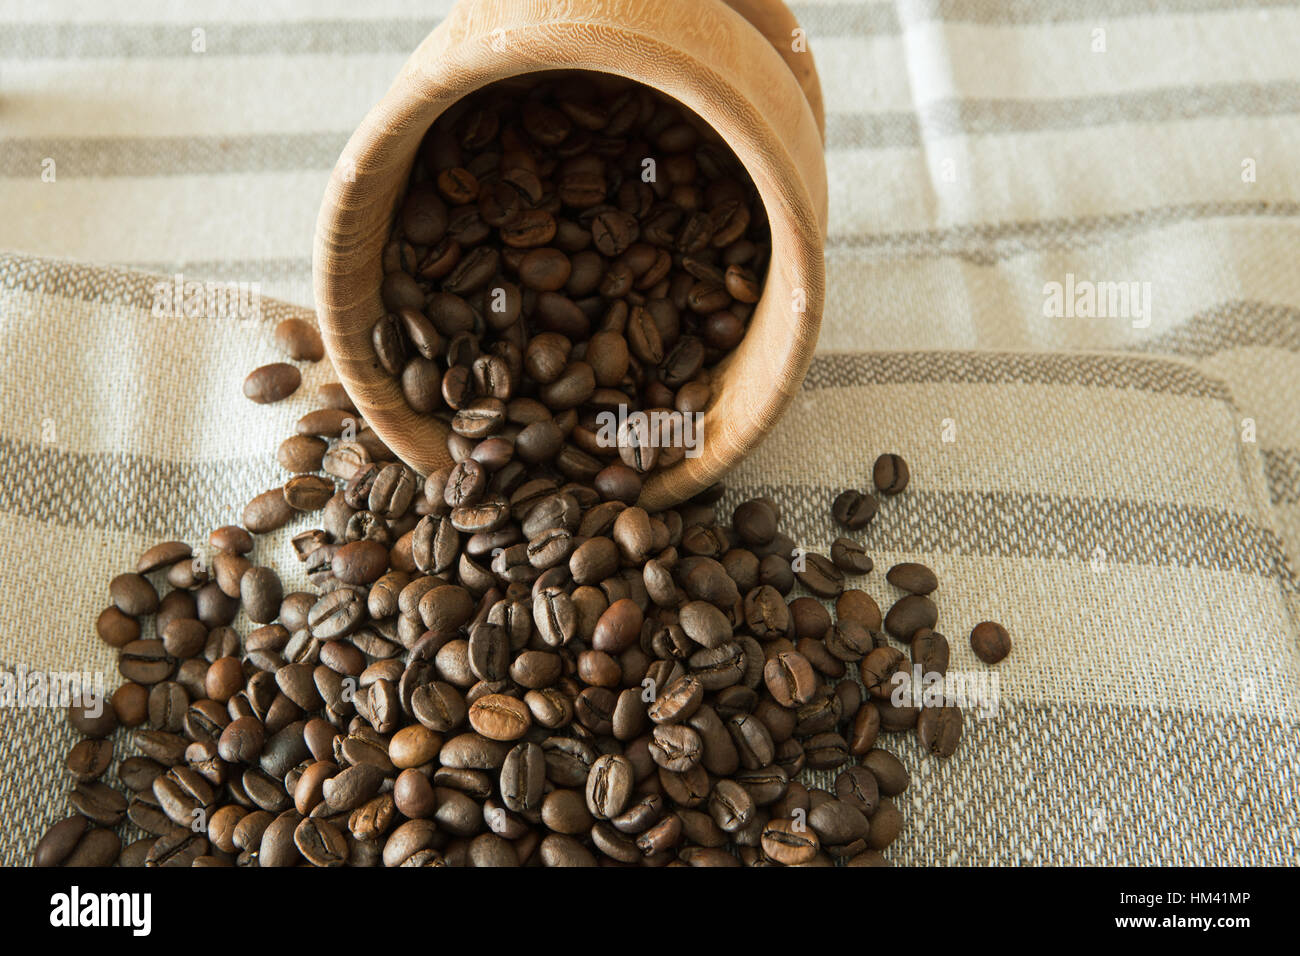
[[313, 0, 828, 509]]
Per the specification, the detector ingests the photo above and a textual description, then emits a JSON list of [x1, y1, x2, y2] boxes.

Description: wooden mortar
[[314, 0, 828, 510]]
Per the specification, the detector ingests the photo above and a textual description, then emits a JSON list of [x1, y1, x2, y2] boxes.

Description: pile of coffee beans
[[371, 71, 770, 474], [39, 356, 1012, 868]]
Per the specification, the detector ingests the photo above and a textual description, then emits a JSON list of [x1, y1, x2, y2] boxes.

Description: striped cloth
[[2, 0, 1298, 865]]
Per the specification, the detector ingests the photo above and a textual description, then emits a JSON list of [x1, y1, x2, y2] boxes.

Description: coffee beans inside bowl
[[373, 71, 771, 475]]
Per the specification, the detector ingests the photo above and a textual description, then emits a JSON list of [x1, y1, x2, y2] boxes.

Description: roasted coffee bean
[[867, 799, 903, 851], [119, 640, 175, 685], [887, 562, 938, 595], [836, 589, 883, 632], [242, 567, 283, 624], [803, 732, 849, 771], [648, 675, 703, 725], [294, 817, 349, 867], [468, 693, 531, 741], [830, 537, 872, 574], [761, 818, 819, 865], [284, 475, 335, 511], [860, 646, 908, 700], [586, 753, 634, 819], [794, 553, 844, 598], [916, 705, 963, 757], [910, 628, 950, 676], [831, 489, 878, 530], [885, 595, 938, 643], [244, 363, 301, 404], [277, 434, 328, 473], [872, 453, 910, 495], [763, 652, 817, 707], [835, 766, 880, 816], [110, 573, 158, 616], [243, 488, 295, 534], [863, 749, 910, 796], [69, 781, 127, 826], [275, 317, 325, 362], [309, 588, 366, 640], [971, 621, 1011, 664], [65, 739, 113, 782], [500, 742, 546, 813]]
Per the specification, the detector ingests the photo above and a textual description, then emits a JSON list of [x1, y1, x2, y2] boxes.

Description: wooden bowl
[[314, 0, 828, 510]]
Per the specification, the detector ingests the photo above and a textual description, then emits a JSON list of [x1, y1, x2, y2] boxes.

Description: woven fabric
[[2, 1, 1300, 865]]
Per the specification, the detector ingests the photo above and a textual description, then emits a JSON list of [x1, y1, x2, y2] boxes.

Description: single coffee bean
[[275, 317, 325, 361], [586, 753, 634, 819], [887, 562, 938, 595], [244, 363, 302, 404], [761, 818, 819, 865], [910, 628, 950, 676], [243, 487, 295, 534], [65, 739, 113, 782], [136, 540, 193, 574], [294, 817, 349, 867], [863, 749, 910, 796], [970, 621, 1011, 664], [284, 474, 335, 511], [830, 537, 873, 574], [831, 490, 878, 530], [118, 639, 175, 685], [33, 815, 89, 867], [762, 651, 817, 707], [884, 594, 938, 643], [872, 453, 910, 495], [916, 705, 963, 757], [468, 693, 532, 741], [110, 572, 159, 616], [794, 553, 844, 598], [277, 434, 328, 473]]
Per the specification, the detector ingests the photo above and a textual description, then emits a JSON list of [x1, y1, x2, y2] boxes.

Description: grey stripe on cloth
[[826, 82, 1300, 149], [1, 1, 1295, 59], [0, 251, 307, 323], [804, 351, 1233, 401], [891, 0, 1300, 28], [0, 439, 282, 539], [0, 701, 150, 868], [868, 700, 1300, 866], [126, 257, 313, 286], [3, 431, 1286, 582], [1264, 449, 1300, 506], [0, 133, 349, 178], [718, 483, 1295, 583], [0, 19, 442, 58], [1130, 300, 1300, 358], [6, 699, 1297, 866], [9, 80, 1300, 177], [828, 201, 1300, 265]]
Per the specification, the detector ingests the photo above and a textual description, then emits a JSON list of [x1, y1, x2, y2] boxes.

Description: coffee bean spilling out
[[41, 379, 1011, 867], [365, 71, 770, 475]]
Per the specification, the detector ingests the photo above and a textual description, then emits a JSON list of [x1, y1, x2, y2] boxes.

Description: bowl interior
[[314, 7, 825, 509]]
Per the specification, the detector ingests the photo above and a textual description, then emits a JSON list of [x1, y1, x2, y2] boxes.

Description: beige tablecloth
[[1, 0, 1298, 866]]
